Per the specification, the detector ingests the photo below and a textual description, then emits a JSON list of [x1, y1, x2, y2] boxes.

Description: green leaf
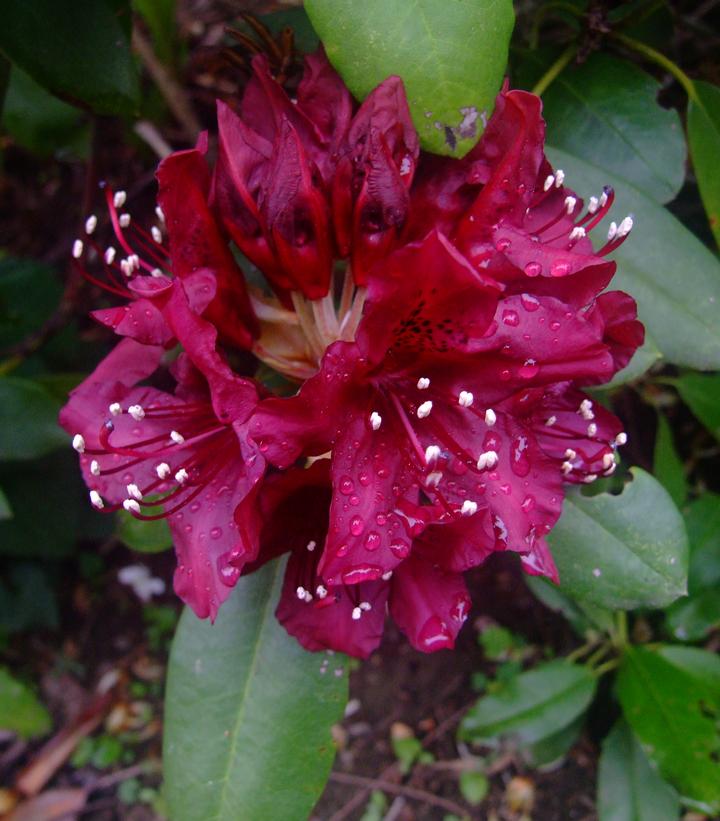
[[0, 0, 139, 116], [684, 493, 720, 591], [0, 257, 62, 349], [653, 412, 687, 507], [539, 53, 685, 203], [597, 720, 680, 821], [359, 791, 388, 821], [617, 646, 720, 813], [548, 468, 688, 610], [546, 146, 720, 370], [117, 504, 172, 553], [604, 335, 661, 388], [523, 714, 584, 768], [0, 487, 11, 520], [0, 667, 51, 738], [2, 66, 89, 157], [459, 771, 489, 805], [657, 645, 720, 692], [460, 660, 596, 747], [665, 587, 720, 642], [132, 0, 178, 67], [0, 378, 66, 460], [305, 0, 514, 156], [524, 575, 614, 636], [672, 372, 720, 440], [164, 559, 348, 821], [688, 80, 720, 249]]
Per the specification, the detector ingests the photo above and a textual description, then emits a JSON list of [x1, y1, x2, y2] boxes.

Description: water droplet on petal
[[210, 526, 223, 540], [502, 309, 520, 327], [339, 476, 354, 495], [350, 516, 364, 536], [550, 260, 571, 277], [524, 261, 542, 277], [390, 540, 410, 559], [364, 531, 381, 551], [418, 616, 453, 650], [341, 564, 382, 584], [521, 494, 536, 513], [518, 359, 540, 379], [520, 293, 540, 312]]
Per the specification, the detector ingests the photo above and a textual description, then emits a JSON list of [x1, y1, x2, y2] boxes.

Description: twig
[[134, 120, 174, 159], [328, 772, 469, 818], [132, 26, 201, 143]]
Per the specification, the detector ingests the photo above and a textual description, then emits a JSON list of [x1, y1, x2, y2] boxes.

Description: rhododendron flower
[[62, 49, 643, 658]]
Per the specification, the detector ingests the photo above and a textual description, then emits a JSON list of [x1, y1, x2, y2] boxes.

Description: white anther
[[461, 500, 478, 516], [587, 423, 598, 437], [485, 408, 497, 426], [108, 402, 122, 416], [416, 377, 430, 390], [316, 585, 328, 599], [72, 239, 84, 258], [564, 196, 577, 214], [562, 461, 573, 475], [477, 450, 499, 470], [170, 430, 185, 444], [615, 432, 628, 446], [369, 411, 382, 430], [607, 221, 618, 241], [128, 404, 145, 421], [90, 460, 100, 476], [123, 499, 141, 514], [579, 398, 594, 420], [617, 215, 634, 237], [85, 215, 97, 234], [306, 540, 317, 552], [119, 213, 131, 228], [72, 433, 86, 453], [120, 259, 132, 277], [417, 400, 433, 419], [151, 226, 163, 243], [351, 607, 362, 620], [458, 390, 474, 407], [603, 461, 617, 476], [382, 571, 393, 581], [156, 462, 171, 479], [602, 453, 615, 470], [425, 471, 443, 488], [359, 601, 372, 611], [564, 448, 577, 460], [104, 246, 116, 265], [584, 475, 598, 484], [569, 226, 586, 241], [126, 483, 143, 501], [424, 445, 441, 465], [399, 156, 412, 176], [543, 174, 555, 192], [155, 206, 165, 223], [545, 415, 557, 427], [599, 190, 609, 208], [174, 468, 189, 484], [150, 268, 164, 277], [554, 169, 565, 187], [303, 590, 313, 603], [587, 196, 599, 214], [90, 490, 104, 509], [296, 586, 307, 600], [128, 254, 139, 270], [113, 190, 127, 209]]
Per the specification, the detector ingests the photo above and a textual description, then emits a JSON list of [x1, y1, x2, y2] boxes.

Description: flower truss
[[61, 50, 643, 659]]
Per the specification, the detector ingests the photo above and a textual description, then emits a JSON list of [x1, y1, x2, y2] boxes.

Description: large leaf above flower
[[305, 0, 514, 156]]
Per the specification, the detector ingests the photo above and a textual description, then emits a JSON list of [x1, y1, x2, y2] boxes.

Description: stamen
[[85, 215, 97, 234], [587, 196, 599, 214], [90, 490, 104, 509], [104, 247, 116, 265], [72, 434, 86, 453], [602, 453, 615, 470], [615, 432, 628, 446], [543, 174, 554, 192], [113, 191, 127, 209], [458, 390, 474, 407], [425, 471, 443, 488], [460, 499, 478, 516], [587, 423, 598, 437], [568, 226, 586, 241], [477, 450, 498, 470], [127, 483, 143, 501], [119, 213, 131, 228], [369, 411, 382, 431], [416, 377, 430, 390], [484, 408, 497, 426], [584, 475, 598, 484], [545, 416, 557, 426], [351, 606, 362, 620], [424, 444, 442, 465], [562, 461, 573, 475], [90, 460, 100, 476], [128, 405, 145, 421], [151, 268, 164, 277], [72, 239, 84, 259], [607, 222, 618, 242], [564, 448, 577, 460], [175, 468, 189, 484], [617, 215, 634, 237], [316, 585, 328, 599], [417, 400, 433, 419], [109, 402, 122, 416], [123, 499, 141, 513], [554, 169, 565, 187], [564, 196, 577, 214], [156, 462, 171, 479], [382, 571, 393, 581], [578, 399, 594, 420], [155, 206, 165, 223], [306, 540, 316, 552], [170, 430, 185, 444], [151, 226, 163, 243], [359, 601, 372, 611]]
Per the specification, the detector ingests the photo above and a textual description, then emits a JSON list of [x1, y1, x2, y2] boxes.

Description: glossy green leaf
[[540, 53, 685, 203], [2, 66, 89, 157], [597, 720, 680, 821], [0, 378, 66, 460], [688, 80, 720, 249], [657, 645, 720, 691], [0, 0, 139, 116], [666, 587, 720, 642], [684, 493, 720, 591], [604, 335, 661, 388], [653, 413, 687, 507], [524, 575, 614, 636], [548, 468, 688, 610], [460, 660, 596, 747], [546, 146, 720, 370], [0, 667, 51, 738], [617, 646, 720, 812], [305, 0, 514, 156], [164, 559, 348, 821], [0, 257, 62, 349], [672, 372, 720, 440], [132, 0, 178, 67], [523, 714, 583, 768]]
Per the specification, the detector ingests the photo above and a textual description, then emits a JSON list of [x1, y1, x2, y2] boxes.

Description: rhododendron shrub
[[61, 49, 643, 660]]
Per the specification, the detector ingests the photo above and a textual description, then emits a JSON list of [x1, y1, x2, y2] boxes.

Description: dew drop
[[358, 471, 371, 487], [502, 309, 520, 327], [339, 476, 354, 495], [375, 513, 387, 526], [518, 359, 540, 379], [390, 539, 410, 559], [350, 516, 364, 536], [520, 293, 540, 312], [210, 526, 223, 540], [336, 543, 350, 557], [550, 319, 561, 331], [341, 564, 382, 584], [550, 260, 571, 277], [418, 616, 453, 650], [521, 495, 536, 513], [524, 261, 542, 277]]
